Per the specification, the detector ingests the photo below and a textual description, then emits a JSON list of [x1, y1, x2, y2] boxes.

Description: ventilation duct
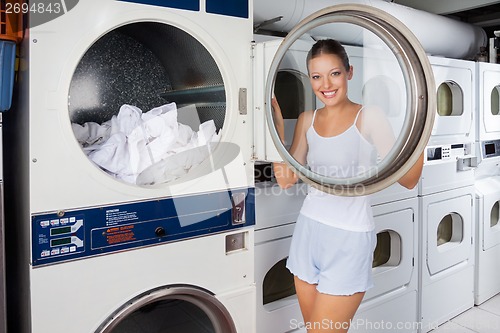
[[253, 0, 487, 59]]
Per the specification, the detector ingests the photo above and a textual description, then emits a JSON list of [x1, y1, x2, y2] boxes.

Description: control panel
[[425, 143, 471, 163], [32, 188, 255, 266], [481, 139, 500, 159], [36, 216, 85, 259]]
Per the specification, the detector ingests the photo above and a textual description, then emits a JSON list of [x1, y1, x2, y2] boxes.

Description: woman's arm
[[271, 97, 309, 189], [397, 152, 424, 189], [362, 107, 423, 190]]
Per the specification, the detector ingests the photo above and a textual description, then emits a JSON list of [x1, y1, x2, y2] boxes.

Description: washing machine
[[253, 35, 315, 163], [348, 44, 420, 333], [254, 180, 306, 333], [417, 58, 477, 330], [4, 0, 256, 332], [473, 61, 500, 305], [351, 196, 419, 332], [475, 176, 500, 305], [253, 182, 420, 333], [252, 33, 311, 332], [418, 143, 476, 332], [427, 56, 476, 146], [476, 62, 500, 144]]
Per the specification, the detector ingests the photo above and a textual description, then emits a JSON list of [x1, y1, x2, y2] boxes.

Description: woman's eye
[[332, 71, 341, 76], [311, 75, 320, 80]]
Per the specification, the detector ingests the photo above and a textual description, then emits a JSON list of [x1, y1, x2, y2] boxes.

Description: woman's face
[[308, 53, 353, 108]]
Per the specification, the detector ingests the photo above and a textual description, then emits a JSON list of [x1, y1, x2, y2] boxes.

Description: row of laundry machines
[[252, 35, 500, 333], [1, 0, 498, 332]]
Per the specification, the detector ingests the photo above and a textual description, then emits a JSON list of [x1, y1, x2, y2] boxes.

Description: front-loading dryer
[[255, 222, 304, 333], [427, 56, 476, 146], [351, 197, 419, 332], [418, 185, 475, 332], [474, 176, 500, 305], [476, 62, 500, 143], [4, 0, 256, 332], [417, 140, 476, 332], [254, 179, 307, 333]]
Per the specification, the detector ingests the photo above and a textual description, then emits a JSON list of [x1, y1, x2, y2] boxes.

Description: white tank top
[[300, 107, 377, 232]]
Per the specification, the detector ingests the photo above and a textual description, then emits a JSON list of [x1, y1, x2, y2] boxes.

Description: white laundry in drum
[[71, 102, 220, 184]]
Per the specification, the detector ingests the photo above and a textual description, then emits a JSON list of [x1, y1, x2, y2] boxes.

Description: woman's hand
[[271, 97, 285, 143]]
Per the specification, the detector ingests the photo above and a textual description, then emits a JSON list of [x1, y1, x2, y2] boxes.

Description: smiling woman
[[269, 36, 425, 333], [264, 5, 435, 197]]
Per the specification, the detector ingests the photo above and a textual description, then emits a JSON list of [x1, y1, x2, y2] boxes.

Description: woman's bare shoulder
[[298, 109, 314, 123], [295, 110, 314, 132]]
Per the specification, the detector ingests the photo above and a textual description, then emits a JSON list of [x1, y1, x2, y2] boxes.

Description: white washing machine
[[476, 62, 500, 144], [473, 61, 500, 305], [419, 185, 475, 332], [253, 35, 315, 163], [254, 181, 306, 333], [252, 34, 311, 332], [427, 56, 476, 146], [475, 176, 500, 305], [418, 144, 476, 332], [418, 61, 477, 332], [4, 0, 256, 332], [352, 196, 419, 333], [254, 184, 419, 333], [348, 44, 420, 333]]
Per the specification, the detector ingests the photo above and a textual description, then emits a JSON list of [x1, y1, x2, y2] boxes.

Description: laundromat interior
[[1, 0, 500, 332]]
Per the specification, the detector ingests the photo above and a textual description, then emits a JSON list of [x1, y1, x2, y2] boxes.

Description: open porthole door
[[264, 4, 436, 196]]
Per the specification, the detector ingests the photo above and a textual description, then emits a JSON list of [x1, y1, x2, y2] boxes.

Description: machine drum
[[68, 22, 227, 185]]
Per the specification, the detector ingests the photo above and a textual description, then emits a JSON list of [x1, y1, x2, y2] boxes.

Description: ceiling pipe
[[253, 0, 488, 59]]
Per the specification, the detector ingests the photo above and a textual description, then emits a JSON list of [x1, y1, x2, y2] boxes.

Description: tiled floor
[[431, 294, 500, 333]]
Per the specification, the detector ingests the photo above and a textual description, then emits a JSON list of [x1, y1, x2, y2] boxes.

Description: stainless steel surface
[[96, 286, 238, 333]]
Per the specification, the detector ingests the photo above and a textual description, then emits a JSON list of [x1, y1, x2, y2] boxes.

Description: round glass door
[[266, 4, 435, 196], [69, 22, 229, 187], [96, 286, 237, 333]]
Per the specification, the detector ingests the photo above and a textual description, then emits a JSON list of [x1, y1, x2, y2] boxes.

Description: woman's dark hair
[[306, 39, 350, 71]]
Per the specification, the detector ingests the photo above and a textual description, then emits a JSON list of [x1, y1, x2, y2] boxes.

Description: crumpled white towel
[[72, 102, 219, 184], [71, 121, 112, 149]]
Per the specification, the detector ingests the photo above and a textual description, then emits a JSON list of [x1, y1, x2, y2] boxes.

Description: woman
[[272, 39, 423, 332]]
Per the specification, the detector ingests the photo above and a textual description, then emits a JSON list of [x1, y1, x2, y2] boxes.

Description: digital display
[[51, 237, 71, 247], [485, 143, 496, 156], [427, 147, 442, 161], [50, 226, 72, 236]]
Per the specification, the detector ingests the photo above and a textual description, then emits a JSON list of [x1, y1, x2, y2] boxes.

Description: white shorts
[[286, 214, 377, 296]]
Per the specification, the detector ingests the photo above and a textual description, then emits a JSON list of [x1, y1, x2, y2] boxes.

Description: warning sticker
[[105, 225, 136, 245]]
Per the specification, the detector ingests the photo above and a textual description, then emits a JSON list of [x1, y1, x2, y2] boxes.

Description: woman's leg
[[294, 276, 319, 324], [308, 292, 365, 333], [295, 275, 365, 332]]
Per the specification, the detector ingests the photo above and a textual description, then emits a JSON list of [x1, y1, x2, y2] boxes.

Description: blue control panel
[[119, 0, 200, 11], [32, 188, 255, 266], [118, 0, 250, 18]]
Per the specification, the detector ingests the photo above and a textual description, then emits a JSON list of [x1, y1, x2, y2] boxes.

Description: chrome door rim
[[95, 285, 237, 333], [265, 4, 436, 196]]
